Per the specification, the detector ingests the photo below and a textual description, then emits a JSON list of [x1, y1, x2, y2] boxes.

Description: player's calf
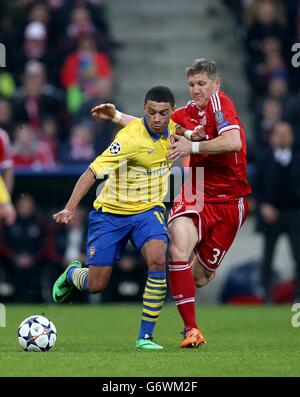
[[192, 258, 215, 288], [194, 271, 215, 288], [87, 275, 109, 293], [87, 265, 112, 293]]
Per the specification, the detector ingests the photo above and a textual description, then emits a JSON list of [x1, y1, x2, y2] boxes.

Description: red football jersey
[[172, 91, 251, 204], [0, 128, 13, 169]]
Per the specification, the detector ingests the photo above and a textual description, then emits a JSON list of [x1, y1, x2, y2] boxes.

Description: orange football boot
[[180, 328, 206, 348]]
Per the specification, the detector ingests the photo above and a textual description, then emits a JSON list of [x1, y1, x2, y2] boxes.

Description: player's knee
[[169, 243, 183, 261], [148, 255, 166, 271], [87, 278, 107, 293]]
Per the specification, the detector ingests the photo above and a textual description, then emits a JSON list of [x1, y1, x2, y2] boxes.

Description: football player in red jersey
[[91, 59, 251, 348]]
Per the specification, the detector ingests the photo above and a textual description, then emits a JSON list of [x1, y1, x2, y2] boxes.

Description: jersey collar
[[142, 116, 169, 141]]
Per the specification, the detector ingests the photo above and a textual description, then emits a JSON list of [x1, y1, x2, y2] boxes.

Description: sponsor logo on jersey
[[173, 294, 184, 299]]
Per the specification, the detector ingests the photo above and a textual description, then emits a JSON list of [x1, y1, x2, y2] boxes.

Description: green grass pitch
[[0, 304, 299, 377]]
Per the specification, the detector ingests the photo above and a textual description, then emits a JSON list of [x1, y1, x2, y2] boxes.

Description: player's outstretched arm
[[167, 130, 242, 162], [53, 168, 95, 224], [91, 103, 137, 128]]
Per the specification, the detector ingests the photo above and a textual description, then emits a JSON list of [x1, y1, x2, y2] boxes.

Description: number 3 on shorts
[[208, 248, 226, 265], [154, 211, 164, 224]]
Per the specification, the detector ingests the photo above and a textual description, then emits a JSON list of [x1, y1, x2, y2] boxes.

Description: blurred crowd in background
[[226, 0, 300, 154], [225, 0, 300, 303], [0, 0, 118, 169], [0, 0, 299, 304], [0, 0, 140, 303]]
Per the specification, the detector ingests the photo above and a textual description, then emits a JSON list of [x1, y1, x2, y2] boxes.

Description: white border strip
[[218, 124, 240, 135], [168, 210, 202, 242], [176, 297, 195, 306]]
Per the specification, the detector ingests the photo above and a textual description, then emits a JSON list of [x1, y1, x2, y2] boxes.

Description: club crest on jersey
[[215, 111, 225, 124], [109, 142, 121, 155], [90, 247, 96, 257]]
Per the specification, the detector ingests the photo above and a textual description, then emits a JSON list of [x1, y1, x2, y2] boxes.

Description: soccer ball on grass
[[17, 315, 57, 352]]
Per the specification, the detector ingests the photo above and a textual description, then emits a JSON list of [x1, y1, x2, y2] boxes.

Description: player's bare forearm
[[53, 169, 95, 224], [91, 103, 137, 128], [117, 113, 137, 127], [66, 168, 95, 210], [175, 125, 186, 136], [167, 130, 242, 162], [194, 129, 242, 154]]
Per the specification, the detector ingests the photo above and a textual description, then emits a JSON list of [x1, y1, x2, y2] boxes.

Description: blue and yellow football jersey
[[89, 117, 175, 215]]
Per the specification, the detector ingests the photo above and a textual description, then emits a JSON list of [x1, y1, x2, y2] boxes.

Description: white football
[[17, 315, 57, 352]]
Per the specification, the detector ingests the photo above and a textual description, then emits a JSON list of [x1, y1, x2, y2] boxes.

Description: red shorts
[[168, 197, 248, 271]]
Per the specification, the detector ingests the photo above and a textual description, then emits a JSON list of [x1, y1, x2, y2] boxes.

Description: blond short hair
[[186, 58, 219, 80]]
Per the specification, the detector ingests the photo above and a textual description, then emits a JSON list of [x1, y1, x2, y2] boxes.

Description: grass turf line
[[0, 304, 299, 376]]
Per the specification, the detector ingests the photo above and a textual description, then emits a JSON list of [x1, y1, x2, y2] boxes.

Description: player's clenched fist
[[91, 103, 117, 120], [53, 208, 75, 224]]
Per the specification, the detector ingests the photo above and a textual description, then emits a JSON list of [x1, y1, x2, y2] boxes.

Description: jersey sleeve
[[171, 108, 186, 128], [89, 128, 138, 179], [209, 93, 240, 135]]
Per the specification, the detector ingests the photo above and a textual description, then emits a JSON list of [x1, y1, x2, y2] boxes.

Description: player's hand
[[91, 103, 117, 120], [191, 125, 206, 141], [0, 202, 16, 225], [167, 134, 192, 162], [53, 208, 75, 224], [175, 125, 206, 141]]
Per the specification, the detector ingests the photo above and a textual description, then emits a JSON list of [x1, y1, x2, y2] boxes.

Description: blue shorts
[[86, 207, 168, 266]]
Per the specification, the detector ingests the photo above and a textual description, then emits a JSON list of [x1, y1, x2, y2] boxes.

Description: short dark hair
[[186, 58, 219, 80], [144, 86, 175, 107]]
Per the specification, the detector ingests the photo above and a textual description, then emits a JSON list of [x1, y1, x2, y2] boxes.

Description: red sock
[[168, 261, 198, 330]]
